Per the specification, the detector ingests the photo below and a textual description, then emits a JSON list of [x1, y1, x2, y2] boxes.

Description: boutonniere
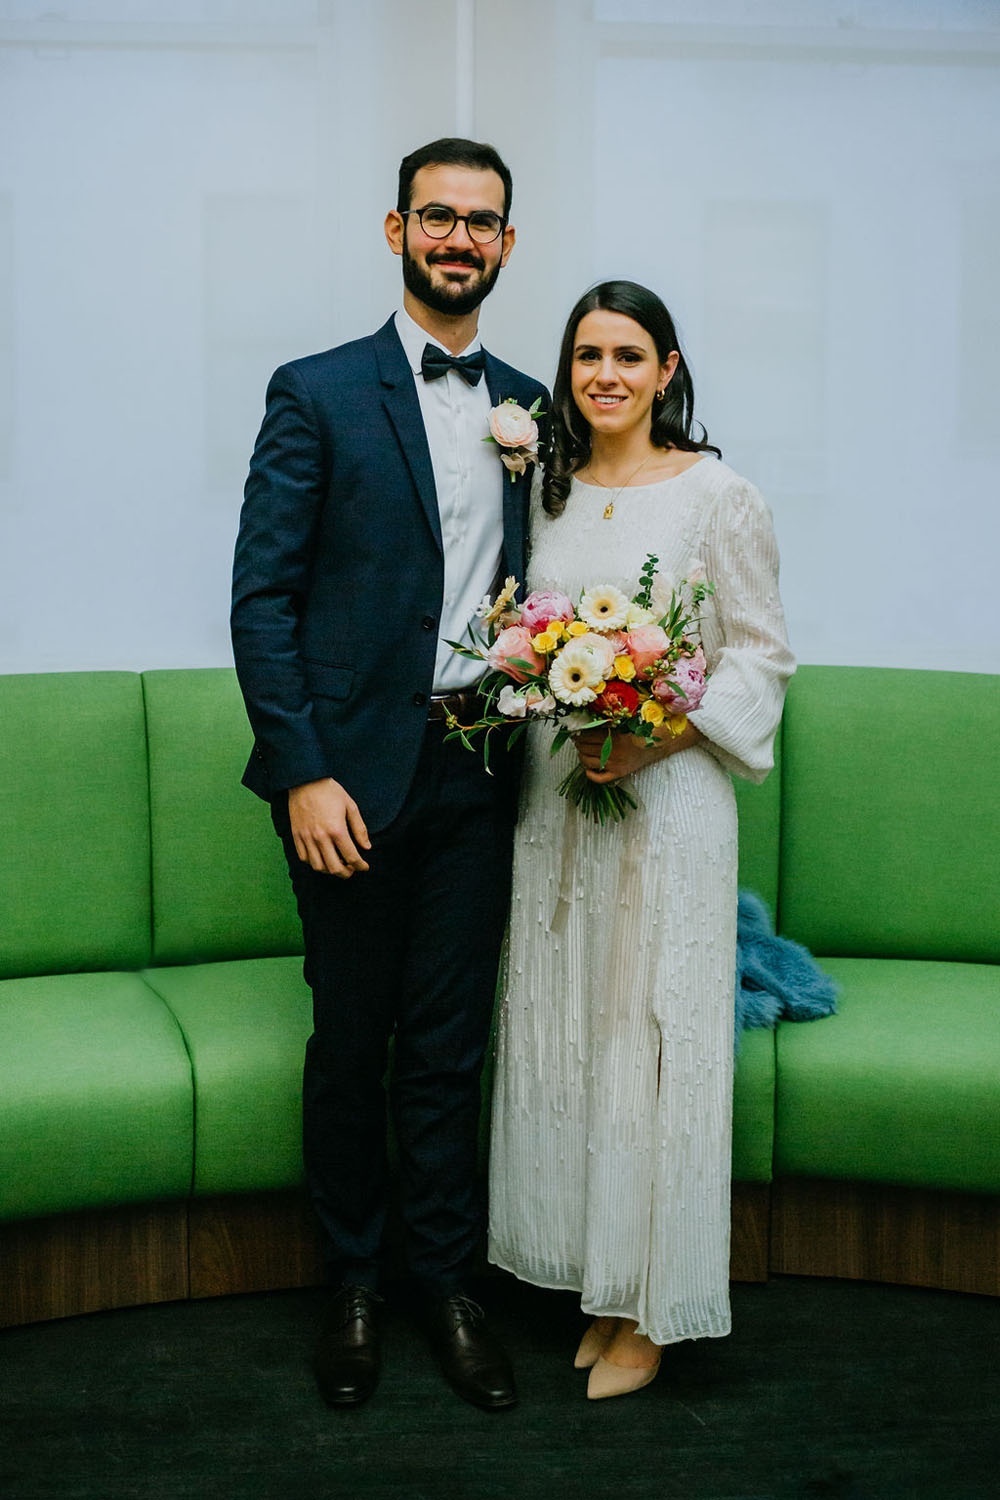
[[485, 396, 544, 481]]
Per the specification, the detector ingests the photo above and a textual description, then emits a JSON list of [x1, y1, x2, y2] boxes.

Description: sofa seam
[[139, 672, 156, 969], [138, 968, 198, 1204]]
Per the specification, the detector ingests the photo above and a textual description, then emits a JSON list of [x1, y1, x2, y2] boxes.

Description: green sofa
[[1, 665, 997, 1326]]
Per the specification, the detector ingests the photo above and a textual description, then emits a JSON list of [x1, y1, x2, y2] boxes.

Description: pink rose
[[489, 401, 538, 449], [623, 624, 670, 678], [487, 625, 544, 683], [520, 589, 575, 633], [652, 650, 707, 711]]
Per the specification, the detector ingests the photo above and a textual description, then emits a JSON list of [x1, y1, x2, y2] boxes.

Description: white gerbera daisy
[[549, 641, 604, 706], [578, 583, 630, 632]]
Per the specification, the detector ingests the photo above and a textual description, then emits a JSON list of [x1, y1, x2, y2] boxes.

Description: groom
[[231, 138, 547, 1410]]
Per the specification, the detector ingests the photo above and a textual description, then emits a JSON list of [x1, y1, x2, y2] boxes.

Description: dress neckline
[[571, 456, 708, 494]]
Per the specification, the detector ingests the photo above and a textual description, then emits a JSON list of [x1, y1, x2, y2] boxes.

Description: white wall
[[1, 0, 998, 673]]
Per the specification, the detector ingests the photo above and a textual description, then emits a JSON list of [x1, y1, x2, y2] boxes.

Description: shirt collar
[[394, 305, 483, 376]]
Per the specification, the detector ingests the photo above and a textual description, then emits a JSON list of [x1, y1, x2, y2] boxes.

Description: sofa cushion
[[144, 952, 774, 1200], [0, 672, 151, 978], [779, 666, 999, 961], [0, 972, 193, 1219], [142, 670, 302, 965], [142, 957, 312, 1195], [775, 956, 1000, 1193], [732, 1027, 776, 1183]]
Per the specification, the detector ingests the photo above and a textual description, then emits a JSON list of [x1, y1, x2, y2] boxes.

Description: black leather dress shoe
[[426, 1293, 517, 1410], [314, 1284, 385, 1406]]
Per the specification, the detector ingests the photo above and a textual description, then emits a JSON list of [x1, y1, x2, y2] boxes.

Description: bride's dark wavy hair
[[542, 280, 720, 517]]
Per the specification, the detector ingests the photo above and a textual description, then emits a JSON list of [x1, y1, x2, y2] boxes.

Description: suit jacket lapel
[[483, 351, 531, 585], [373, 317, 442, 553]]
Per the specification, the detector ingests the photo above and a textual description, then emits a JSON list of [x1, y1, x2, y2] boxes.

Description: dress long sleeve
[[689, 477, 795, 783]]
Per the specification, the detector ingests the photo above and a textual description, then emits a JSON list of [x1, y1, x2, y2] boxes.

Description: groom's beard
[[402, 238, 502, 317]]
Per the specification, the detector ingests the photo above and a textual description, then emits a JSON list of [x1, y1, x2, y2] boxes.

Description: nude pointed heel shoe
[[573, 1318, 618, 1370], [586, 1352, 662, 1401]]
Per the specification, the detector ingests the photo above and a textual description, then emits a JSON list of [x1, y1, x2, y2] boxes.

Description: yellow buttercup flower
[[665, 713, 688, 737], [567, 620, 589, 637], [548, 621, 567, 639], [640, 700, 665, 726], [613, 654, 636, 682], [532, 630, 558, 653]]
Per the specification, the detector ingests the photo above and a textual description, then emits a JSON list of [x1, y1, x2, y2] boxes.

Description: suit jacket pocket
[[304, 661, 355, 700]]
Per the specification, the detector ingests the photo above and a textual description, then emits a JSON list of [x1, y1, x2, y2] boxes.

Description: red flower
[[594, 681, 640, 718]]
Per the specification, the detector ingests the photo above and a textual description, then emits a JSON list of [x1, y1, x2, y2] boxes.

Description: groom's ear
[[385, 210, 405, 257], [499, 222, 516, 267]]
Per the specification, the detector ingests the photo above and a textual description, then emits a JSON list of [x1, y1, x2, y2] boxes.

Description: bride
[[487, 280, 795, 1399]]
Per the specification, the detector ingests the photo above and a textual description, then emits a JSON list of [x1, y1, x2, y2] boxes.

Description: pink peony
[[520, 589, 575, 633], [487, 625, 545, 683], [623, 624, 670, 678], [652, 649, 708, 711]]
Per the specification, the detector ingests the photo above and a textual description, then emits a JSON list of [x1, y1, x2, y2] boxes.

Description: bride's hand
[[575, 721, 702, 783]]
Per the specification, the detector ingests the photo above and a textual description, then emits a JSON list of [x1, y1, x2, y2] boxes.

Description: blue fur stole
[[734, 890, 838, 1050]]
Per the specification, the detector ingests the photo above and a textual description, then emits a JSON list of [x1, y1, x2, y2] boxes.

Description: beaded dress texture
[[487, 458, 795, 1345]]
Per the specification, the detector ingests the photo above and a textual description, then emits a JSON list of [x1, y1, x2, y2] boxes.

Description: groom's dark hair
[[397, 138, 513, 220]]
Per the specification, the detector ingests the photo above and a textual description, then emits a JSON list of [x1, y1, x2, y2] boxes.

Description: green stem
[[555, 763, 638, 823]]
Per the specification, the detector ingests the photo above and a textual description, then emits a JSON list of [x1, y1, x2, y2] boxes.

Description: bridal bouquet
[[446, 555, 713, 822]]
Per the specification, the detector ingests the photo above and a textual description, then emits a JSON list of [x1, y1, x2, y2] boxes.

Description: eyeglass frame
[[399, 203, 507, 244]]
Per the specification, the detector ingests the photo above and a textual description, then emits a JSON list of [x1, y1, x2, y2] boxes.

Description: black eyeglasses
[[401, 204, 506, 244]]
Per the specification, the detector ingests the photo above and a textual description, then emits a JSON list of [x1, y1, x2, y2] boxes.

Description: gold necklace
[[584, 453, 655, 519]]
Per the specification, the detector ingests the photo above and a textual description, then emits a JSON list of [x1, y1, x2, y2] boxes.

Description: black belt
[[426, 689, 482, 722]]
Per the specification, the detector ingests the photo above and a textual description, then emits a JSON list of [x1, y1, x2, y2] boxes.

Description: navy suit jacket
[[231, 315, 549, 834]]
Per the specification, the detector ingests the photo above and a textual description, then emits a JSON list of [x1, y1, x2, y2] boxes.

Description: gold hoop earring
[[655, 389, 666, 402]]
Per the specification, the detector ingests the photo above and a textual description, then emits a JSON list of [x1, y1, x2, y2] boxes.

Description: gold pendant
[[602, 501, 614, 520]]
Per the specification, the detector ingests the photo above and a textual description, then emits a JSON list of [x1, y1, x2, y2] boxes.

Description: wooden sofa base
[[4, 1179, 996, 1329], [0, 1200, 190, 1328], [0, 1184, 767, 1329], [771, 1177, 1000, 1297]]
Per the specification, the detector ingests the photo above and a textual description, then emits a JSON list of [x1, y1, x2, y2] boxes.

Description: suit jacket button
[[413, 692, 428, 707], [422, 616, 436, 631]]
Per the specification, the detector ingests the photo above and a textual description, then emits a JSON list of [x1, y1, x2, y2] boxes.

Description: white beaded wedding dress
[[488, 457, 795, 1346]]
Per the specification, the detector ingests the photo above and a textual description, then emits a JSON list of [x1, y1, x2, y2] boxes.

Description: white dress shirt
[[394, 307, 505, 693]]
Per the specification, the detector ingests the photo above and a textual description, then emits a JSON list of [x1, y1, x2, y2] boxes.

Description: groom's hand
[[288, 778, 371, 877]]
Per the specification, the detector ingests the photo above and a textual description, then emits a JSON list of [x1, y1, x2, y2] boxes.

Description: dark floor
[[2, 1273, 998, 1500]]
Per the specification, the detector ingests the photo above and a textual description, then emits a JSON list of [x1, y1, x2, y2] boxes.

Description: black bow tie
[[420, 343, 485, 387]]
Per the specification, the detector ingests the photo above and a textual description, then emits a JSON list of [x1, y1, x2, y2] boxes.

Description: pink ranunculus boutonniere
[[485, 396, 544, 481]]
